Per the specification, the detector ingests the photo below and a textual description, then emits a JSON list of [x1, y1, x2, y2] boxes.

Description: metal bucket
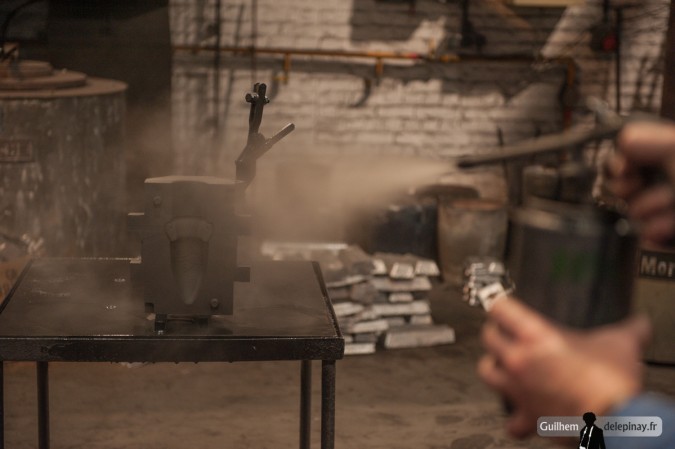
[[346, 184, 478, 261], [0, 60, 127, 256], [507, 202, 636, 329], [438, 198, 507, 285]]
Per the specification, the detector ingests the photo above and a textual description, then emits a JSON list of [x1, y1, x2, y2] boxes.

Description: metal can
[[507, 200, 637, 328]]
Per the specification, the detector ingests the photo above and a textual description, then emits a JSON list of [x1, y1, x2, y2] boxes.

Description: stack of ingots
[[462, 257, 512, 310], [261, 243, 454, 355]]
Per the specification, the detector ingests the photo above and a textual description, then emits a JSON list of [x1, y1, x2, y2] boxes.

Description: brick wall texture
[[168, 0, 669, 208]]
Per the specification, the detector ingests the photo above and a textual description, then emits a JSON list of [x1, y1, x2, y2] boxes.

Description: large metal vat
[[0, 59, 127, 256]]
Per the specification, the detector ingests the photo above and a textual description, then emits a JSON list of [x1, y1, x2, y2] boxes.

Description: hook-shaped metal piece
[[236, 83, 294, 190]]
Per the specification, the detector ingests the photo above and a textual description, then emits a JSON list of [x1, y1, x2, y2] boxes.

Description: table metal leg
[[300, 360, 312, 449], [37, 362, 49, 449], [320, 360, 335, 449], [1, 361, 4, 449]]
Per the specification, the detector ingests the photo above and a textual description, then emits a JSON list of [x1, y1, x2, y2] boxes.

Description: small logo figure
[[579, 412, 606, 449]]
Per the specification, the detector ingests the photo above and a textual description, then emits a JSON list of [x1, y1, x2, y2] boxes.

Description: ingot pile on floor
[[262, 243, 455, 355]]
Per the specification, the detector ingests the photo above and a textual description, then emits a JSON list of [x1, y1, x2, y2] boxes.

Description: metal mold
[[129, 176, 247, 328], [129, 83, 293, 332]]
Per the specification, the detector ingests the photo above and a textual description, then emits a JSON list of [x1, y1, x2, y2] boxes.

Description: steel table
[[0, 258, 343, 449]]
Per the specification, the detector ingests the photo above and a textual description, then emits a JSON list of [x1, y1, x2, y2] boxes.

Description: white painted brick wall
[[169, 0, 669, 210]]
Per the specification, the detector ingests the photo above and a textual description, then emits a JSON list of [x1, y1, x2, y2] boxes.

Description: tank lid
[[0, 60, 87, 90]]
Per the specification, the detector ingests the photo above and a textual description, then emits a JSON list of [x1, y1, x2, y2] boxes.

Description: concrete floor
[[4, 286, 675, 449]]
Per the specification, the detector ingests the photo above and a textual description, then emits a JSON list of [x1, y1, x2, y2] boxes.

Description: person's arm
[[477, 298, 650, 438], [608, 121, 675, 246]]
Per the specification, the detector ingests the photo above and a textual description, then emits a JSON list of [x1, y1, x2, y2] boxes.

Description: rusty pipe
[[173, 44, 576, 126], [172, 44, 574, 81], [173, 44, 580, 64]]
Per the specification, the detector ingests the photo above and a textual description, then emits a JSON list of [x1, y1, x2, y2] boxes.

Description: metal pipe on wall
[[172, 44, 582, 67], [173, 44, 577, 128]]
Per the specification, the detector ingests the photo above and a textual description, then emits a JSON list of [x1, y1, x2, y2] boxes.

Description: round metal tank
[[0, 59, 127, 256]]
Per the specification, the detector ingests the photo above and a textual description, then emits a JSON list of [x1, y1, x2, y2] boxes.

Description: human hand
[[477, 297, 650, 438], [607, 122, 675, 246]]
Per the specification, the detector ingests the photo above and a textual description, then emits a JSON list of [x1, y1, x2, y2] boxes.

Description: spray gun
[[457, 100, 649, 328]]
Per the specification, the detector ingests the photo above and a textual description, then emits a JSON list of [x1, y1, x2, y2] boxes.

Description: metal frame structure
[[0, 258, 344, 449]]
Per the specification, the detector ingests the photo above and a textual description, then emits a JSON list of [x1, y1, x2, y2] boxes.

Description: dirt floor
[[3, 286, 674, 449]]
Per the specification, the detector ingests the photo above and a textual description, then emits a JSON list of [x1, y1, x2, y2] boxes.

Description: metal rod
[[250, 0, 258, 84], [173, 44, 576, 65], [564, 62, 576, 129], [173, 46, 576, 113], [211, 0, 222, 166], [457, 122, 622, 168], [174, 44, 441, 61], [221, 3, 245, 164], [0, 362, 4, 449], [320, 360, 336, 449], [262, 123, 295, 155], [37, 362, 49, 449], [615, 7, 623, 113], [300, 360, 312, 449]]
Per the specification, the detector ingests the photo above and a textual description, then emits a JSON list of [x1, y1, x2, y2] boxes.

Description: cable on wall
[[250, 0, 258, 85]]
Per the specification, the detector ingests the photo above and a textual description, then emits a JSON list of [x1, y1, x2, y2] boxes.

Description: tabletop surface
[[0, 258, 343, 362]]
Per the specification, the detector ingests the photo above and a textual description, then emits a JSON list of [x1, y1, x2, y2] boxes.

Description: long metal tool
[[457, 122, 622, 168], [457, 98, 650, 169]]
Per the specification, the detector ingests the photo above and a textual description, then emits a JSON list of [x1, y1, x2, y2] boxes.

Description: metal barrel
[[0, 60, 127, 257], [507, 201, 636, 328]]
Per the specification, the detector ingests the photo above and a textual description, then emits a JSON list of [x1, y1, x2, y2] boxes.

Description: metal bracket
[[235, 83, 295, 190]]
